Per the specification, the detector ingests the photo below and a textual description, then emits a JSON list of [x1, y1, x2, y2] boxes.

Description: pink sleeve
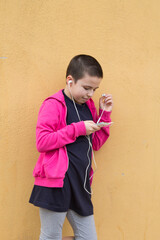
[[92, 107, 112, 151], [36, 100, 86, 153]]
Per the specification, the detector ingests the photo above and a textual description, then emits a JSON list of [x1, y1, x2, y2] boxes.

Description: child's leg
[[39, 207, 67, 240], [66, 209, 97, 240]]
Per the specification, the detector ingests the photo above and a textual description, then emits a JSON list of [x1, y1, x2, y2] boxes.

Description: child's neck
[[64, 87, 72, 100], [63, 86, 82, 105]]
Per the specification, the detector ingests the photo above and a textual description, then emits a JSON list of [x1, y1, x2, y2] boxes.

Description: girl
[[29, 54, 113, 240]]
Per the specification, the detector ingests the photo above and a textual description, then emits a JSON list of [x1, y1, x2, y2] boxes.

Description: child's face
[[66, 74, 102, 105]]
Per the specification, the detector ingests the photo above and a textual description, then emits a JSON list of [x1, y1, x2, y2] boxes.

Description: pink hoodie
[[33, 89, 112, 188]]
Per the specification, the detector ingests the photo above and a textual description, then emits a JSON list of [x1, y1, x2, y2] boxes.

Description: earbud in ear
[[68, 80, 72, 85]]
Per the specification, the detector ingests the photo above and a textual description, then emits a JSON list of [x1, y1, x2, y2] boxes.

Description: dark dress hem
[[29, 200, 94, 216]]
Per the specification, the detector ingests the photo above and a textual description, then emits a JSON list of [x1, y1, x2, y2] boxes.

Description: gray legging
[[39, 207, 97, 240]]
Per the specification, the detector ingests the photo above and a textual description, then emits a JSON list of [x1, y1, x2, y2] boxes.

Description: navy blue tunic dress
[[29, 89, 94, 216]]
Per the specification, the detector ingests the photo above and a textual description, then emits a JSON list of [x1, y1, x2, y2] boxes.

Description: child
[[29, 54, 113, 240]]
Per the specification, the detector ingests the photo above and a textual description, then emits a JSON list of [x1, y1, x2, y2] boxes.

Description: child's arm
[[36, 100, 86, 153], [92, 107, 112, 151]]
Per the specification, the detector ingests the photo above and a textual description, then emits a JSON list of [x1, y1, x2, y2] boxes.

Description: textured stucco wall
[[1, 0, 160, 239]]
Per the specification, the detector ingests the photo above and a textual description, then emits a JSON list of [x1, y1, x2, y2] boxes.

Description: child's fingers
[[101, 95, 112, 102], [92, 123, 101, 130], [101, 94, 112, 100], [103, 96, 112, 100], [103, 96, 113, 103], [104, 99, 113, 103]]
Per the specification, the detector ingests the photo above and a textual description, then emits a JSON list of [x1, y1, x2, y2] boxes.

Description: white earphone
[[65, 79, 106, 195], [68, 80, 72, 85]]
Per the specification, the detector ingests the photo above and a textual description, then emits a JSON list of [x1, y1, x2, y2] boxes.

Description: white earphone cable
[[67, 82, 105, 195]]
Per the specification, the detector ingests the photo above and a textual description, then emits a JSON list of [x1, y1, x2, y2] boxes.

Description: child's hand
[[83, 120, 101, 135], [99, 94, 113, 111]]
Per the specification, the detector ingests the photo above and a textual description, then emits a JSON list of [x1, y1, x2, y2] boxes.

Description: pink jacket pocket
[[43, 150, 67, 178], [33, 149, 67, 179]]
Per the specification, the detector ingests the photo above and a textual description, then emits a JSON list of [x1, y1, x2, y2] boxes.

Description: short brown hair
[[66, 54, 103, 83]]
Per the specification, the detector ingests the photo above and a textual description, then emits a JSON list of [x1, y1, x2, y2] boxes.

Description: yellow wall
[[1, 0, 160, 239]]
